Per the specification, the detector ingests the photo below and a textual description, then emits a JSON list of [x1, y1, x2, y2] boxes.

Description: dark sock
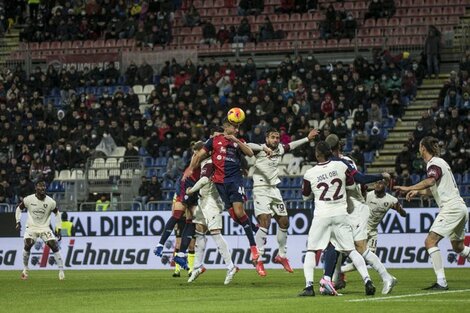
[[179, 221, 196, 254], [159, 210, 184, 245], [239, 213, 256, 246], [323, 243, 338, 278]]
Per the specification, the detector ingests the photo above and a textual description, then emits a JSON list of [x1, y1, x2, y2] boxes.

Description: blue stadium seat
[[139, 147, 149, 156], [292, 176, 303, 188], [463, 172, 470, 184], [155, 157, 168, 166], [146, 169, 156, 177], [279, 177, 290, 188], [411, 174, 421, 185], [50, 88, 61, 97], [144, 157, 154, 167], [132, 202, 141, 211], [162, 179, 174, 190], [454, 173, 462, 184], [75, 87, 85, 95], [364, 152, 374, 164], [85, 86, 96, 94]]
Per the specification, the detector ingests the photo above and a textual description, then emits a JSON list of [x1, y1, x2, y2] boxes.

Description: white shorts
[[307, 215, 355, 252], [253, 186, 287, 217], [193, 194, 224, 231], [367, 229, 378, 253], [349, 203, 370, 242], [430, 205, 468, 241], [24, 227, 56, 242]]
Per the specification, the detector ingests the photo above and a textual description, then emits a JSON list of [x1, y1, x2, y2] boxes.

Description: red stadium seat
[[387, 18, 400, 27], [337, 39, 352, 49], [39, 42, 50, 50]]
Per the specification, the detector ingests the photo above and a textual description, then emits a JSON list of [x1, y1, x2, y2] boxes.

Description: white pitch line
[[347, 289, 470, 302]]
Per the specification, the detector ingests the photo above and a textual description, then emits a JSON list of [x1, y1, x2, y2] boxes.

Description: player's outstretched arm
[[287, 128, 319, 151], [183, 149, 209, 180], [247, 143, 273, 156], [225, 135, 254, 157], [352, 171, 389, 185], [394, 177, 436, 193], [186, 176, 210, 195], [15, 204, 23, 232]]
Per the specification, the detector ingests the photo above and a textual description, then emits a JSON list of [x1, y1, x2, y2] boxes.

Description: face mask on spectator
[[460, 149, 466, 153], [439, 113, 445, 118], [66, 146, 72, 152]]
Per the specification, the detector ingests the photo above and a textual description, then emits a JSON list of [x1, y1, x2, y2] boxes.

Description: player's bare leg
[[254, 213, 270, 277], [232, 201, 259, 262], [21, 239, 34, 280], [273, 214, 293, 273], [424, 231, 448, 290], [47, 240, 64, 280]]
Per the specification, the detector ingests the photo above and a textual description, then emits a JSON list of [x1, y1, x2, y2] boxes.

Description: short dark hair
[[315, 141, 333, 159], [35, 179, 46, 186], [420, 136, 440, 156], [192, 141, 205, 151], [265, 128, 279, 137]]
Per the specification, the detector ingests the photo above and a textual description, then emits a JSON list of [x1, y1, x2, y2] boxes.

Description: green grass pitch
[[1, 268, 469, 313]]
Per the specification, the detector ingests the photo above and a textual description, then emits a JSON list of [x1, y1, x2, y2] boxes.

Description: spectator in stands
[[364, 0, 383, 21], [343, 12, 357, 39], [95, 194, 110, 211], [320, 93, 335, 118], [135, 176, 149, 205], [353, 104, 368, 131], [395, 169, 412, 188], [183, 4, 201, 27], [381, 0, 396, 19], [402, 70, 417, 101], [233, 17, 252, 43], [200, 20, 217, 45], [163, 150, 185, 181], [387, 90, 403, 121], [306, 0, 318, 13], [350, 144, 365, 172], [124, 141, 139, 159], [216, 25, 231, 45], [17, 176, 35, 201], [424, 26, 442, 78], [368, 125, 384, 153], [395, 144, 413, 175], [444, 88, 463, 111], [275, 0, 295, 14], [259, 16, 275, 42], [147, 175, 162, 203]]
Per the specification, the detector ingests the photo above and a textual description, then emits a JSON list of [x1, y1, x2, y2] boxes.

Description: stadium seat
[[454, 173, 462, 184], [300, 165, 313, 175], [110, 147, 126, 157], [58, 170, 71, 181]]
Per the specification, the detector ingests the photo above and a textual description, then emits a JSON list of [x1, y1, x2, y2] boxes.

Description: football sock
[[333, 253, 344, 283], [238, 213, 256, 246], [459, 246, 470, 261], [194, 232, 207, 269], [348, 250, 371, 283], [304, 250, 316, 287], [341, 262, 356, 273], [179, 221, 196, 254], [23, 250, 30, 270], [228, 207, 258, 232], [428, 247, 447, 286], [255, 227, 268, 256], [188, 251, 195, 272], [212, 233, 234, 269], [159, 210, 184, 245], [363, 249, 392, 282], [323, 243, 338, 278], [277, 227, 288, 258], [54, 252, 64, 269]]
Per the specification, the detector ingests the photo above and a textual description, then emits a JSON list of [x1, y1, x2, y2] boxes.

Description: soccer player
[[324, 134, 396, 295], [186, 155, 238, 285], [395, 136, 470, 290], [183, 118, 259, 263], [366, 180, 406, 254], [340, 180, 406, 276], [247, 128, 318, 276], [15, 180, 65, 280], [299, 142, 377, 297], [154, 142, 204, 272]]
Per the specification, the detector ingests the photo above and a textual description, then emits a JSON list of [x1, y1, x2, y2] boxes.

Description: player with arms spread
[[247, 128, 318, 276], [395, 136, 470, 290], [299, 142, 376, 297], [183, 118, 259, 264], [15, 180, 65, 280]]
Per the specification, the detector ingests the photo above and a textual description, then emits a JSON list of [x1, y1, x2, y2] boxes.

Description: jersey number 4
[[317, 178, 344, 201]]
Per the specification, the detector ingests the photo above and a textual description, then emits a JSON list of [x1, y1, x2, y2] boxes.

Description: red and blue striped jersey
[[203, 134, 244, 183]]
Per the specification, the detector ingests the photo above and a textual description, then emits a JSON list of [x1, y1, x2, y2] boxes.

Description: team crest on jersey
[[384, 202, 389, 207], [43, 204, 48, 208]]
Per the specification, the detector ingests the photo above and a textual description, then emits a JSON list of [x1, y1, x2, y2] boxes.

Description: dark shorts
[[215, 178, 245, 210], [175, 178, 199, 208]]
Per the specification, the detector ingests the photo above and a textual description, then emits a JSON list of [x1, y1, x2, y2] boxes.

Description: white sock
[[277, 227, 288, 258], [194, 232, 207, 269], [255, 227, 268, 256], [332, 253, 344, 284], [363, 249, 392, 282], [212, 233, 234, 269], [341, 262, 356, 273], [303, 251, 316, 287], [428, 247, 447, 286], [348, 250, 370, 283], [54, 252, 64, 269], [459, 246, 470, 261], [23, 250, 30, 270]]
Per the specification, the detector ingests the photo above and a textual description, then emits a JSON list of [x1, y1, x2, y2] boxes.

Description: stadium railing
[[78, 201, 143, 212], [0, 203, 12, 213]]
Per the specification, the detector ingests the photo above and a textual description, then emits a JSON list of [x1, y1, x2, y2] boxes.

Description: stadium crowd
[[1, 42, 456, 205]]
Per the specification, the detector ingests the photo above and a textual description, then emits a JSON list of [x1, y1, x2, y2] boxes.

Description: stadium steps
[[366, 74, 448, 174]]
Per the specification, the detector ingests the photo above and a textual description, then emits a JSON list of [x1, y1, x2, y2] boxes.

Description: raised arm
[[225, 135, 254, 157], [392, 201, 407, 217], [182, 149, 209, 181], [287, 128, 318, 151]]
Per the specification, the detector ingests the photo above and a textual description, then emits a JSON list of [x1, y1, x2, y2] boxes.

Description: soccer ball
[[227, 107, 246, 124]]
